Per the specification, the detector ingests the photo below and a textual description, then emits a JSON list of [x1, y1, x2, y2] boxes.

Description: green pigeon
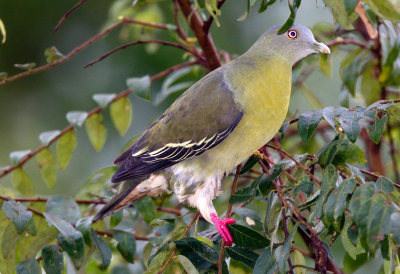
[[94, 24, 330, 246]]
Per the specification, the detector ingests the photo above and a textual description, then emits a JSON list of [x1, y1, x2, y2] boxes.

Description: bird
[[93, 24, 330, 246]]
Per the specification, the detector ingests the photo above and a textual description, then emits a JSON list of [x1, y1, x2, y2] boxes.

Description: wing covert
[[112, 68, 243, 183]]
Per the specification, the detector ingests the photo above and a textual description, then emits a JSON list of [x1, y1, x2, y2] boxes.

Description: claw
[[210, 213, 236, 246]]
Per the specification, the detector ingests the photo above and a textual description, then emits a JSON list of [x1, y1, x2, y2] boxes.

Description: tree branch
[[0, 18, 169, 86], [84, 40, 204, 68], [54, 0, 88, 32], [176, 0, 221, 71]]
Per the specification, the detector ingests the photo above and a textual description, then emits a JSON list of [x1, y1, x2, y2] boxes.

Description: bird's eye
[[287, 29, 298, 40]]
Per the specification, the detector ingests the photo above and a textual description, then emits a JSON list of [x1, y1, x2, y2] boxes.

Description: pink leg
[[210, 213, 236, 246]]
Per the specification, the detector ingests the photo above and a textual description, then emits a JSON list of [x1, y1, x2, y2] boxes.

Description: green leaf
[[278, 223, 298, 272], [36, 148, 58, 189], [12, 168, 34, 195], [341, 222, 365, 260], [233, 207, 263, 229], [110, 211, 123, 228], [135, 196, 156, 224], [77, 166, 117, 199], [91, 229, 112, 270], [177, 255, 200, 274], [0, 72, 7, 80], [348, 182, 376, 224], [319, 54, 332, 77], [364, 0, 400, 22], [56, 130, 77, 170], [340, 48, 366, 95], [2, 200, 32, 233], [66, 111, 88, 127], [42, 245, 63, 274], [43, 213, 85, 269], [227, 224, 269, 249], [9, 150, 31, 165], [259, 0, 277, 12], [126, 75, 151, 101], [298, 110, 323, 143], [310, 165, 338, 220], [85, 113, 107, 151], [323, 178, 356, 230], [361, 62, 381, 105], [14, 63, 36, 71], [75, 217, 93, 246], [229, 186, 257, 205], [375, 177, 395, 193], [110, 97, 132, 136], [39, 130, 60, 146], [293, 178, 313, 196], [292, 250, 306, 274], [44, 46, 64, 64], [258, 165, 282, 196], [323, 0, 358, 29], [46, 196, 81, 224], [322, 106, 347, 131], [317, 139, 366, 166], [339, 107, 365, 142], [16, 258, 39, 274], [0, 18, 6, 43], [344, 0, 359, 14], [264, 192, 279, 234], [93, 93, 116, 108], [253, 248, 276, 274], [390, 212, 400, 244], [240, 155, 260, 174], [226, 246, 259, 268], [114, 231, 136, 263], [366, 110, 388, 144], [278, 0, 301, 34], [175, 237, 218, 270]]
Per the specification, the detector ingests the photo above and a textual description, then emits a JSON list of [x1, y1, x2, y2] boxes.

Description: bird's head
[[250, 23, 330, 65]]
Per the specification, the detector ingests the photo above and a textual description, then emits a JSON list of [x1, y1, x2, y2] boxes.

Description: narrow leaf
[[110, 97, 132, 136], [85, 113, 107, 151], [253, 248, 276, 274], [42, 245, 63, 274], [91, 229, 112, 270], [2, 200, 32, 233], [11, 168, 34, 195], [126, 75, 151, 101], [177, 255, 200, 274], [278, 223, 299, 272], [114, 231, 136, 263], [36, 148, 58, 188], [226, 246, 259, 268], [46, 196, 81, 224], [227, 224, 269, 249], [16, 258, 39, 274], [56, 130, 77, 170], [175, 237, 218, 270]]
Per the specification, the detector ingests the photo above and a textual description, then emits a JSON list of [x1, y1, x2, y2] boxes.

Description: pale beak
[[313, 42, 330, 54]]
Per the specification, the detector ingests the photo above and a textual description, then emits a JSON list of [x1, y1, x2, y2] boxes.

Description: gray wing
[[112, 68, 243, 183]]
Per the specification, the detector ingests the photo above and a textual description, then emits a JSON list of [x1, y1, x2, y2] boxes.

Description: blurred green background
[[0, 0, 340, 196]]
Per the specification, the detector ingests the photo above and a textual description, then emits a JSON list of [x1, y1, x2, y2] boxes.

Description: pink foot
[[210, 213, 236, 246]]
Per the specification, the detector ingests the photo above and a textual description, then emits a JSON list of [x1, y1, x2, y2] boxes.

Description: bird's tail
[[92, 177, 147, 223]]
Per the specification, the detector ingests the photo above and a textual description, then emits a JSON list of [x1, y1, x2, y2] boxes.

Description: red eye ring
[[287, 29, 298, 40]]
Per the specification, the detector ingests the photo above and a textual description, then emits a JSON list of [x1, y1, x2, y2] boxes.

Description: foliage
[[0, 0, 400, 273]]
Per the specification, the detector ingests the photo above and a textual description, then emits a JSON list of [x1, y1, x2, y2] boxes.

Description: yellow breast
[[188, 56, 293, 177]]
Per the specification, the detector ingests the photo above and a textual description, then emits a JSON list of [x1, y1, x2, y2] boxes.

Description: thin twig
[[54, 0, 88, 32], [173, 0, 188, 40], [326, 38, 369, 49], [0, 61, 198, 180], [176, 0, 221, 70], [84, 40, 204, 68], [96, 230, 149, 241], [158, 213, 200, 273], [1, 18, 149, 86], [266, 144, 321, 185], [203, 0, 226, 34]]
